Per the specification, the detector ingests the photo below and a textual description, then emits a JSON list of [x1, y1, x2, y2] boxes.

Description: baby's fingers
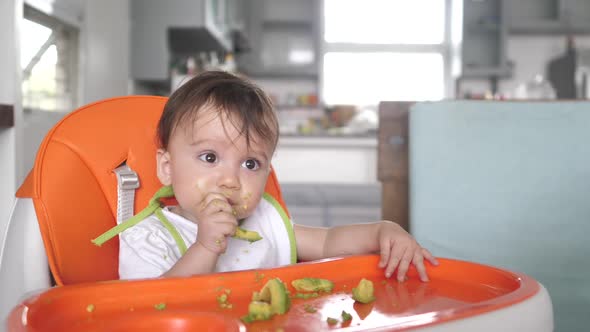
[[379, 239, 392, 268], [202, 200, 234, 217], [422, 248, 439, 266], [396, 248, 414, 282], [413, 252, 428, 282], [385, 244, 406, 278]]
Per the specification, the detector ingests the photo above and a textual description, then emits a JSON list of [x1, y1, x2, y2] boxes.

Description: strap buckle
[[114, 164, 140, 190], [113, 164, 140, 224]]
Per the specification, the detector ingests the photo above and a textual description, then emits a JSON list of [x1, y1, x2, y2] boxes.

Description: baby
[[111, 71, 438, 281]]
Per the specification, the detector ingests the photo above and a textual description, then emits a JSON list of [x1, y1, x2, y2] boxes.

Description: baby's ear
[[156, 149, 172, 185]]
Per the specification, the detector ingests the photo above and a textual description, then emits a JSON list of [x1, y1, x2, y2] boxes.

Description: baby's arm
[[294, 222, 382, 261], [162, 242, 218, 277], [294, 221, 438, 282]]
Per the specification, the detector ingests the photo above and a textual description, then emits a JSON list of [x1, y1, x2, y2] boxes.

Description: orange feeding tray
[[7, 255, 547, 332]]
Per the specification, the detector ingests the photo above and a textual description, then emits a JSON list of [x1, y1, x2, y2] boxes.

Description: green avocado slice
[[291, 278, 334, 293], [352, 278, 376, 304], [244, 278, 291, 322], [258, 278, 291, 315], [247, 301, 273, 321], [233, 227, 263, 242]]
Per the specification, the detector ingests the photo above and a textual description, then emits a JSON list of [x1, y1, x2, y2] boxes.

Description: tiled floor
[[281, 184, 382, 227]]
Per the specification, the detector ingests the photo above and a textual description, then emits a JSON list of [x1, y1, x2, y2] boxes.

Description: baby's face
[[157, 106, 275, 222]]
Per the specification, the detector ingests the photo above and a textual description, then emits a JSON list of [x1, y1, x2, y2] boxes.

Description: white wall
[[0, 0, 24, 239], [80, 0, 130, 104]]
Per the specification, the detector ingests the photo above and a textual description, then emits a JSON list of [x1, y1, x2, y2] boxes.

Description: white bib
[[118, 194, 296, 279]]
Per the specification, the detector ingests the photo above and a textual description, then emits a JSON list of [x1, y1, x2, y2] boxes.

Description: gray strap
[[113, 164, 140, 224]]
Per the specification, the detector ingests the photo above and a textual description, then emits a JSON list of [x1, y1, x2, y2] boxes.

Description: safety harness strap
[[91, 185, 175, 246], [113, 164, 140, 224]]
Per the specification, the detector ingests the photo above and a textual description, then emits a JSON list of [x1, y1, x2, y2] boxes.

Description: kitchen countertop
[[273, 135, 378, 184], [278, 135, 377, 148]]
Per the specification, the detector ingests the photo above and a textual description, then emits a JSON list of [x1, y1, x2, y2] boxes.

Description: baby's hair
[[158, 70, 278, 151]]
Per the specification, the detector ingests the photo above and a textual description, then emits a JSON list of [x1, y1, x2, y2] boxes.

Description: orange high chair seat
[[0, 96, 289, 315]]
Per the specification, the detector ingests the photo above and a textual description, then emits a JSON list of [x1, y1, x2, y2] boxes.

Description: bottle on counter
[[186, 56, 196, 76], [221, 53, 237, 73], [514, 74, 556, 100]]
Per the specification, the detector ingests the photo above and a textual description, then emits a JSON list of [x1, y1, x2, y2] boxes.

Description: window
[[324, 0, 445, 44], [323, 52, 444, 105], [322, 0, 450, 105], [21, 5, 79, 112]]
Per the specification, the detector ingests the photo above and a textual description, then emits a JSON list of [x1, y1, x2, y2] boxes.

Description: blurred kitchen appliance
[[547, 36, 576, 99], [576, 48, 590, 99], [547, 36, 590, 99]]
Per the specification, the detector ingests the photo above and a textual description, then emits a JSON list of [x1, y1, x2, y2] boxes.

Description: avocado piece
[[352, 278, 376, 304], [243, 278, 291, 323], [341, 310, 352, 322], [303, 304, 317, 313], [292, 278, 334, 293], [258, 278, 291, 315], [327, 317, 339, 325], [293, 292, 319, 299], [247, 301, 273, 321], [252, 291, 261, 302], [233, 227, 262, 242]]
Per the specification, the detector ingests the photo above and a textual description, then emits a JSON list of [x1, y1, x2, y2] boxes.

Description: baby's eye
[[242, 159, 260, 170], [199, 152, 217, 163]]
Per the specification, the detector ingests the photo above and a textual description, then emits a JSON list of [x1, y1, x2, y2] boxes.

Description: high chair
[[3, 97, 555, 332], [0, 96, 289, 323]]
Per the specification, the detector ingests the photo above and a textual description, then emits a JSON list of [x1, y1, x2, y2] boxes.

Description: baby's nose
[[217, 166, 241, 190]]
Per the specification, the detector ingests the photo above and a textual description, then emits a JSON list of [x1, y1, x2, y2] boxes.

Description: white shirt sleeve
[[118, 216, 183, 280]]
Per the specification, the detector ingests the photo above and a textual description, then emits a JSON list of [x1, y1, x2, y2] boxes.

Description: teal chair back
[[410, 100, 590, 332]]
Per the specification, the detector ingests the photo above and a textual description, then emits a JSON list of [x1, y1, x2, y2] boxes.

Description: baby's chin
[[234, 210, 253, 221]]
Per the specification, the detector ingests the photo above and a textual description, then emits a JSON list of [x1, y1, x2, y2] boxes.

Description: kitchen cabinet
[[281, 184, 381, 228], [508, 0, 590, 34], [131, 0, 234, 81], [461, 0, 511, 78], [238, 0, 319, 78], [461, 0, 590, 79]]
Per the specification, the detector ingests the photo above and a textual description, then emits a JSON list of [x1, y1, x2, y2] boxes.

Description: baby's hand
[[195, 193, 238, 254], [377, 221, 438, 282]]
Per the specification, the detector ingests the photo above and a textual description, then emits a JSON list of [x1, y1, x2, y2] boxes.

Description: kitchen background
[[1, 0, 590, 233]]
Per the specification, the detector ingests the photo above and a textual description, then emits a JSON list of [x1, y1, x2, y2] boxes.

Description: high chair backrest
[[15, 96, 288, 286]]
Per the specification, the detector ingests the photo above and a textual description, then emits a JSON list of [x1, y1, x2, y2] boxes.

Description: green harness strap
[[91, 185, 187, 255], [154, 206, 187, 255], [92, 184, 264, 256]]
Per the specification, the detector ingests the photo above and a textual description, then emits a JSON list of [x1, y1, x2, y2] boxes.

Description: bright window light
[[21, 18, 52, 69], [323, 52, 444, 105], [289, 50, 315, 65], [324, 0, 445, 44], [21, 7, 79, 112]]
